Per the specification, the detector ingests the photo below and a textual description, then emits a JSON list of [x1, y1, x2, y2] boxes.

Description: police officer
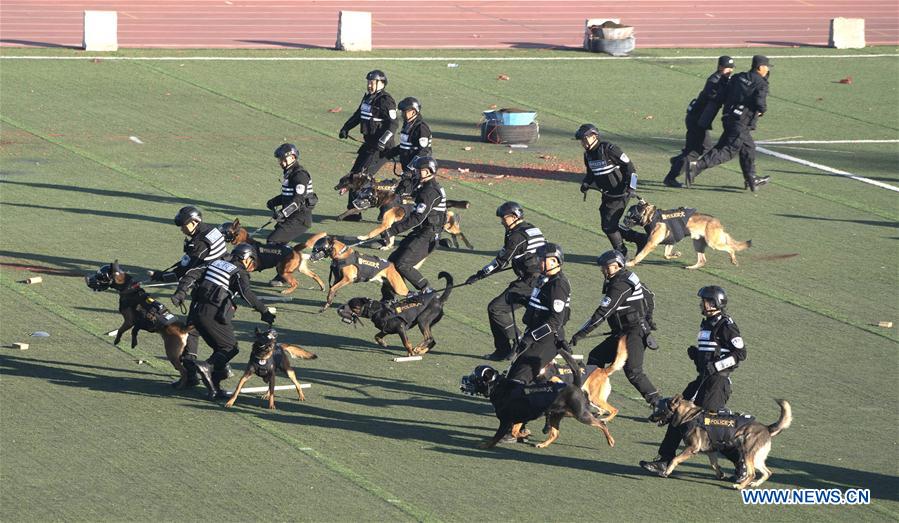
[[688, 55, 772, 192], [338, 70, 398, 220], [570, 250, 662, 407], [266, 143, 317, 246], [465, 202, 546, 361], [385, 97, 432, 179], [506, 243, 571, 384], [171, 243, 276, 400], [150, 206, 227, 282], [640, 285, 748, 478], [380, 156, 447, 293], [576, 123, 638, 256], [664, 56, 735, 188]]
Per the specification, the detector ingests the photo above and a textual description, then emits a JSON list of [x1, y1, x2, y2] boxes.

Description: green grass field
[[1, 47, 898, 521]]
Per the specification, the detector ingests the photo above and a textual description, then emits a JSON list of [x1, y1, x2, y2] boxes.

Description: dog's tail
[[727, 235, 752, 252], [767, 399, 793, 437], [557, 343, 583, 389], [446, 200, 470, 209], [607, 335, 628, 374], [281, 344, 318, 360], [437, 271, 453, 303]]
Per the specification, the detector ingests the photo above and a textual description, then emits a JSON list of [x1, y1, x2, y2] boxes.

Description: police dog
[[649, 395, 793, 489], [224, 327, 317, 410], [86, 261, 192, 388], [337, 272, 452, 356], [622, 199, 751, 269], [310, 235, 409, 312], [461, 348, 615, 449], [355, 205, 472, 251], [221, 219, 326, 294]]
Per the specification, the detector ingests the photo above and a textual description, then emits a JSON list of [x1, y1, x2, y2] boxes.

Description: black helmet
[[274, 143, 299, 161], [231, 243, 258, 268], [537, 242, 564, 264], [366, 69, 388, 85], [174, 206, 202, 227], [698, 285, 727, 309], [398, 97, 421, 114], [575, 123, 600, 140], [85, 261, 121, 291], [309, 236, 333, 262], [413, 156, 438, 176], [496, 201, 524, 220], [596, 249, 626, 269]]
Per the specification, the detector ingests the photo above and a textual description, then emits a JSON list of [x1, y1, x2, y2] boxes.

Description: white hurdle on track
[[226, 384, 311, 395]]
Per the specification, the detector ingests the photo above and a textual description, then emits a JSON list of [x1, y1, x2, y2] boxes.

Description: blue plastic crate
[[483, 109, 537, 126]]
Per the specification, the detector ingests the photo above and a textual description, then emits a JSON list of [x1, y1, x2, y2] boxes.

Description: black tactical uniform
[[385, 158, 447, 291], [507, 267, 571, 384], [665, 56, 733, 187], [173, 256, 274, 399], [154, 207, 228, 282], [573, 252, 660, 405], [651, 287, 747, 473], [577, 124, 638, 256], [267, 161, 316, 245], [690, 55, 771, 191], [467, 202, 546, 361], [386, 97, 432, 174], [339, 70, 398, 215]]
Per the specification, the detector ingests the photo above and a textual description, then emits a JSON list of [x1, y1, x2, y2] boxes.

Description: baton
[[249, 218, 274, 239], [337, 236, 382, 255], [139, 282, 180, 288]]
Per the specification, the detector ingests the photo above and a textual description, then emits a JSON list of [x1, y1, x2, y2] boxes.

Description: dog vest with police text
[[256, 244, 293, 272], [331, 252, 389, 283], [683, 411, 756, 449], [648, 208, 696, 245]]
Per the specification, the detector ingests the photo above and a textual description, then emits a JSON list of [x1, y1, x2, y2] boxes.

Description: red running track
[[1, 0, 897, 49]]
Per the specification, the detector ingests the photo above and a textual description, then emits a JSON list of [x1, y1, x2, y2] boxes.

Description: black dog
[[86, 261, 193, 388], [460, 348, 615, 449], [337, 272, 452, 356]]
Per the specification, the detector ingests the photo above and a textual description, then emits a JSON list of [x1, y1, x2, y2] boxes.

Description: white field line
[[1, 53, 898, 62], [758, 139, 899, 145], [756, 146, 899, 192], [226, 383, 311, 394], [767, 145, 853, 153]]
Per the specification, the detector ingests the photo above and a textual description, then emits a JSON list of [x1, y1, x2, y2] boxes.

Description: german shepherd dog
[[622, 199, 751, 269], [460, 348, 615, 449], [541, 334, 629, 424], [335, 173, 473, 250], [220, 219, 326, 294], [337, 272, 452, 356], [224, 328, 317, 409], [86, 261, 192, 388], [649, 394, 793, 489]]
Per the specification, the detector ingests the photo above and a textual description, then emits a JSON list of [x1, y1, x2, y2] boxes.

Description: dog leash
[[337, 236, 382, 255], [426, 267, 513, 294], [248, 218, 274, 239]]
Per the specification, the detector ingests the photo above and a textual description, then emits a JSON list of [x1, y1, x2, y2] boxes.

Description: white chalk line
[[756, 146, 899, 192], [227, 383, 311, 394], [758, 139, 899, 145], [1, 53, 898, 62], [767, 145, 853, 154]]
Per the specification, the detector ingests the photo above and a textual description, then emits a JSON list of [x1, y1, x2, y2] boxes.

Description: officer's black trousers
[[587, 331, 659, 402], [657, 373, 738, 465], [667, 119, 712, 179], [486, 278, 533, 357], [600, 194, 631, 253], [388, 232, 437, 290], [696, 116, 756, 182], [185, 303, 239, 376], [348, 141, 390, 210], [507, 335, 559, 384], [266, 212, 312, 245]]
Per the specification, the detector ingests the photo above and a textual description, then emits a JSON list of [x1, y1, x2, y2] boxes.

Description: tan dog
[[309, 235, 409, 311], [221, 219, 325, 294], [225, 328, 317, 410], [650, 395, 793, 489], [356, 206, 470, 251], [622, 199, 751, 269]]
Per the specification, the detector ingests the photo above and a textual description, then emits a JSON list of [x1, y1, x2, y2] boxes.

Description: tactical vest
[[182, 225, 227, 266], [136, 296, 178, 331], [501, 380, 568, 414], [389, 293, 438, 327], [585, 143, 625, 194], [331, 252, 389, 284], [197, 258, 238, 305], [358, 91, 394, 137], [256, 244, 292, 272], [252, 351, 284, 379], [682, 411, 756, 450], [524, 275, 570, 328], [511, 224, 545, 279], [648, 208, 696, 245], [398, 119, 431, 164], [608, 271, 647, 332]]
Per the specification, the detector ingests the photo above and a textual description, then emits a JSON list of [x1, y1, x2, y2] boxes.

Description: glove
[[580, 183, 589, 194], [338, 128, 349, 139], [570, 331, 585, 347], [149, 270, 164, 282], [646, 317, 658, 331], [687, 345, 698, 361], [171, 290, 187, 308], [260, 310, 276, 324]]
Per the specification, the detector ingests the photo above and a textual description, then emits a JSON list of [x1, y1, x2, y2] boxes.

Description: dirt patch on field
[[439, 157, 582, 185]]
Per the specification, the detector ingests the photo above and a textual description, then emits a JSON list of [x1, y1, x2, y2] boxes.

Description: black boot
[[211, 369, 232, 400], [745, 175, 770, 192], [193, 361, 219, 400], [640, 458, 670, 476]]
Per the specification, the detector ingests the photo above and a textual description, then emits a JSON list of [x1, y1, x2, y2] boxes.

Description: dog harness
[[647, 207, 696, 245], [330, 252, 390, 283], [255, 244, 293, 272], [251, 349, 285, 379], [498, 380, 569, 414], [680, 410, 756, 450], [541, 361, 599, 385], [135, 294, 177, 331]]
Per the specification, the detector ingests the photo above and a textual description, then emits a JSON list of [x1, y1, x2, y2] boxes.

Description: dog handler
[[570, 250, 662, 407], [465, 201, 546, 361], [150, 206, 227, 282], [338, 69, 398, 220], [172, 243, 276, 400], [267, 143, 317, 245], [383, 156, 447, 293], [576, 124, 638, 257], [506, 243, 571, 384], [640, 285, 748, 478]]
